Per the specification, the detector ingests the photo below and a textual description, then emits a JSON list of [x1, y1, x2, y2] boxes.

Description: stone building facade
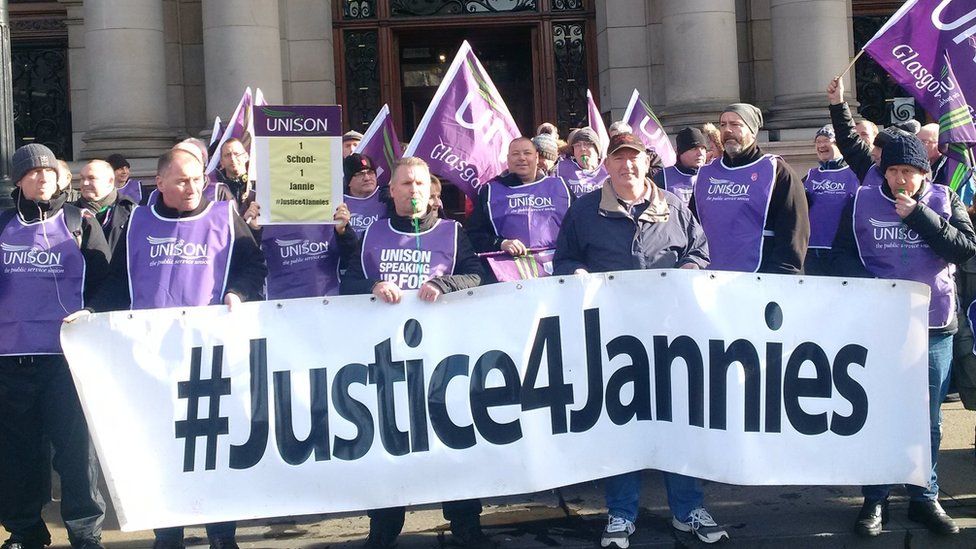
[[12, 0, 904, 174]]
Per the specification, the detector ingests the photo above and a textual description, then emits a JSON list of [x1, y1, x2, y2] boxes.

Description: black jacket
[[829, 102, 876, 183], [830, 182, 976, 334], [7, 188, 111, 303], [466, 171, 572, 253], [341, 208, 483, 295], [554, 180, 708, 274], [89, 196, 268, 312], [75, 189, 137, 262], [215, 169, 253, 214], [689, 143, 810, 274]]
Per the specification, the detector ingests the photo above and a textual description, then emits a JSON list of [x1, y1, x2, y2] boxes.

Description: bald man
[[75, 159, 138, 260]]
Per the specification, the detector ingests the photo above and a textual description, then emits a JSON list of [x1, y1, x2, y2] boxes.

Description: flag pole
[[836, 49, 865, 80]]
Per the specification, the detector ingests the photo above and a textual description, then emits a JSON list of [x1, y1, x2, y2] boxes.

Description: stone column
[[766, 0, 852, 134], [82, 0, 175, 158], [202, 0, 283, 122], [659, 0, 740, 128]]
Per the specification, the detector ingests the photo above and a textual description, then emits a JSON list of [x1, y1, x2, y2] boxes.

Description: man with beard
[[691, 103, 809, 273]]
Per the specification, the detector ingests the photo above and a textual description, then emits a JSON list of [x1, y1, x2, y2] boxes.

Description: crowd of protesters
[[2, 76, 975, 549]]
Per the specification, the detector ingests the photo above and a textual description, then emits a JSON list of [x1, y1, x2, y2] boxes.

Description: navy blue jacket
[[553, 180, 709, 274]]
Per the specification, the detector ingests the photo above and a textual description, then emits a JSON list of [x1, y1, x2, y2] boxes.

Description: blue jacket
[[553, 180, 709, 274]]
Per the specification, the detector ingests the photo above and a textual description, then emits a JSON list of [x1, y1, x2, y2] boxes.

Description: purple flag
[[863, 0, 976, 121], [355, 104, 404, 187], [482, 249, 555, 282], [206, 87, 251, 175], [206, 87, 266, 181], [404, 41, 521, 199], [208, 116, 223, 149], [936, 50, 976, 194], [587, 89, 610, 154], [622, 89, 676, 167]]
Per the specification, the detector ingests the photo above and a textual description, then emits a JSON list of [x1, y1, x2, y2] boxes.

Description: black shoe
[[451, 522, 495, 549], [854, 499, 888, 537], [74, 540, 104, 549], [907, 499, 959, 535], [209, 539, 239, 549], [152, 539, 185, 549]]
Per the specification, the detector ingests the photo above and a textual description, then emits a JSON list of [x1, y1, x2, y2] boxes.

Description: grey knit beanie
[[532, 134, 559, 161], [722, 103, 764, 136], [12, 143, 58, 184]]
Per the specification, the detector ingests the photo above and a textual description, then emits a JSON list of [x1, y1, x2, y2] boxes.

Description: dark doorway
[[397, 26, 535, 139], [13, 44, 72, 159]]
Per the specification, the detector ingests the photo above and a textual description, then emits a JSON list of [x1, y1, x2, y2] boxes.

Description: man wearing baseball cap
[[652, 127, 708, 206], [692, 103, 810, 274], [555, 127, 608, 197], [554, 133, 723, 545], [802, 125, 858, 275], [831, 134, 976, 537], [0, 144, 111, 549]]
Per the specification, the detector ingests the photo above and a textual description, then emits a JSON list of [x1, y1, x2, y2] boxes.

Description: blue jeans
[[605, 471, 704, 522], [863, 332, 953, 502]]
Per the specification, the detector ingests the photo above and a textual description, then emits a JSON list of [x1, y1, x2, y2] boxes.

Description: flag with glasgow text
[[404, 41, 521, 200], [622, 90, 676, 168], [355, 104, 403, 188], [862, 0, 976, 120]]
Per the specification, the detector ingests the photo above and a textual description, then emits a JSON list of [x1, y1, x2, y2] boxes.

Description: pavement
[[30, 401, 976, 548]]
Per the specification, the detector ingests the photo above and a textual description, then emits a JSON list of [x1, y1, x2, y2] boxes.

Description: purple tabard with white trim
[[117, 178, 143, 204], [854, 183, 954, 328], [345, 189, 387, 236], [262, 224, 340, 299], [556, 158, 607, 197], [486, 176, 571, 249], [804, 166, 859, 248], [693, 155, 777, 272], [126, 200, 234, 309], [0, 210, 85, 355], [862, 165, 885, 187], [361, 219, 457, 290], [661, 166, 696, 206]]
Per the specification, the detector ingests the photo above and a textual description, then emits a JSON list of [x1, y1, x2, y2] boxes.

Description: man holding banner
[[84, 148, 268, 549], [1, 144, 110, 549], [340, 157, 489, 548], [466, 137, 573, 282], [830, 134, 976, 537], [553, 132, 719, 546]]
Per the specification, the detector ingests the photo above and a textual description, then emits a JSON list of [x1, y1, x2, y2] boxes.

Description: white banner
[[61, 270, 932, 531]]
